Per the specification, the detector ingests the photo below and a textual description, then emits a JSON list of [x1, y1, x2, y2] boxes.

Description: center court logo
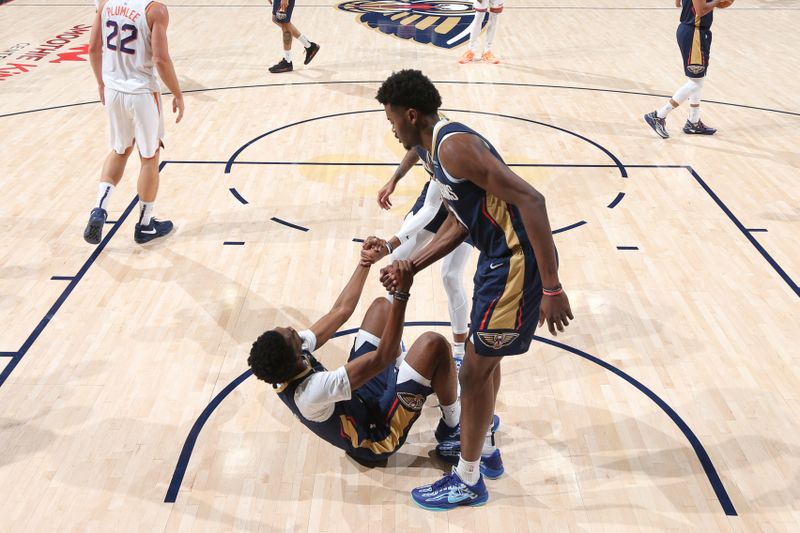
[[336, 0, 487, 49]]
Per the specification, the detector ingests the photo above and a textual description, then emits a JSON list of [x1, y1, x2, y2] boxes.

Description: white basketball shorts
[[105, 87, 164, 158]]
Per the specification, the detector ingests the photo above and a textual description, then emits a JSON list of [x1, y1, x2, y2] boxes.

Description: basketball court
[[1, 0, 798, 530]]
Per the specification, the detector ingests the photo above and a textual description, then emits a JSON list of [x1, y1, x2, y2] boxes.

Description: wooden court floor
[[1, 0, 799, 531]]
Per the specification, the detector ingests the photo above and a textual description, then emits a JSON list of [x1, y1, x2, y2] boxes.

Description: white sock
[[456, 456, 481, 485], [468, 11, 486, 52], [481, 429, 497, 456], [439, 400, 461, 428], [139, 201, 154, 226], [688, 105, 701, 123], [656, 102, 674, 119], [484, 12, 499, 53], [453, 342, 465, 359], [283, 50, 292, 62], [96, 182, 114, 210], [298, 35, 311, 48]]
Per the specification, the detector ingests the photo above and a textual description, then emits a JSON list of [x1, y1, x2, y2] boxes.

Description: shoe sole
[[412, 495, 488, 511], [683, 130, 716, 135], [304, 46, 319, 65], [83, 220, 104, 245], [643, 114, 669, 139], [135, 227, 174, 244]]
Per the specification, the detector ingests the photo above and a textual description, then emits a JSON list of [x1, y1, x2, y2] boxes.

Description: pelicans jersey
[[677, 0, 713, 78], [101, 0, 159, 94], [274, 335, 432, 463], [407, 146, 448, 234], [430, 119, 543, 357]]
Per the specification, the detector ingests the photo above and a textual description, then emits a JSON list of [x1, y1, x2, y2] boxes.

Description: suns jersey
[[680, 0, 713, 30], [101, 0, 159, 94], [430, 120, 533, 259]]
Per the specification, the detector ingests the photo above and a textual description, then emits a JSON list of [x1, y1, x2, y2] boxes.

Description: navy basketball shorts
[[469, 248, 542, 357], [272, 0, 296, 23], [677, 24, 712, 78]]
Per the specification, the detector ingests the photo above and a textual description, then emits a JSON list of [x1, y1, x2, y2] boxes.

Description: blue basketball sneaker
[[434, 441, 505, 479], [83, 207, 107, 245], [134, 218, 173, 244], [411, 469, 488, 510], [434, 414, 500, 444]]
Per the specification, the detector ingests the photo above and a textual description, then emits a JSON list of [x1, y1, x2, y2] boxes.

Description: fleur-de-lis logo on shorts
[[476, 331, 519, 350], [336, 0, 487, 49]]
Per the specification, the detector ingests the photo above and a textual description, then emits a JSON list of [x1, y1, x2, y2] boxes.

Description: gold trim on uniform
[[339, 404, 417, 455], [484, 194, 525, 330], [690, 14, 703, 66], [273, 362, 313, 393]]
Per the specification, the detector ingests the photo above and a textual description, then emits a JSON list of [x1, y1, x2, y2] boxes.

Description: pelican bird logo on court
[[336, 0, 488, 49]]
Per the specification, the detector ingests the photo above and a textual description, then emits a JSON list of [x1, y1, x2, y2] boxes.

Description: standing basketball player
[[644, 0, 730, 138], [266, 0, 320, 73], [84, 0, 184, 245], [458, 0, 503, 64], [369, 146, 473, 366], [376, 70, 573, 509]]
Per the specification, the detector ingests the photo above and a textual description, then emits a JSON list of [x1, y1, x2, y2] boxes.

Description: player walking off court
[[85, 0, 184, 245]]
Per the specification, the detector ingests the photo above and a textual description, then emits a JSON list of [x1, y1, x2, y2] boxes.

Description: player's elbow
[[521, 188, 546, 211], [152, 52, 172, 69]]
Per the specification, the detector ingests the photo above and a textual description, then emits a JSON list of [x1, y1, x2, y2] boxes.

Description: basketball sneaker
[[458, 50, 475, 64], [683, 119, 717, 135], [304, 42, 320, 65], [644, 111, 669, 139], [481, 51, 500, 64], [411, 469, 488, 510], [83, 207, 107, 245], [434, 414, 500, 443], [134, 218, 173, 244], [434, 441, 505, 479], [268, 59, 293, 73]]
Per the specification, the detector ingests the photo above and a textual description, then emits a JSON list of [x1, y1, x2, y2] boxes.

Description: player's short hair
[[376, 69, 442, 115], [248, 330, 297, 385]]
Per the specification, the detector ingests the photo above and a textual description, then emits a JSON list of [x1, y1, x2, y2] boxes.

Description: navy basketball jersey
[[414, 145, 434, 176], [430, 120, 533, 259], [680, 0, 713, 29]]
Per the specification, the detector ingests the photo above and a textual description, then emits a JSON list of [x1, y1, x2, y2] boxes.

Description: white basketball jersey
[[101, 0, 159, 94]]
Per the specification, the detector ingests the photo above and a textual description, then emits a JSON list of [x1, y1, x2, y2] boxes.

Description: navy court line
[[0, 352, 16, 358], [165, 322, 736, 516], [223, 241, 245, 246], [0, 193, 141, 387], [552, 220, 587, 235], [50, 276, 75, 281], [105, 220, 118, 224], [617, 246, 639, 250], [228, 188, 249, 205], [687, 167, 799, 298], [4, 81, 799, 120], [607, 192, 625, 209], [746, 228, 768, 233], [270, 217, 309, 232], [352, 238, 365, 243]]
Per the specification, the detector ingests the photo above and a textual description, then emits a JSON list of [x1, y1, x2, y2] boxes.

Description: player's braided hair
[[376, 69, 442, 115], [248, 330, 297, 385]]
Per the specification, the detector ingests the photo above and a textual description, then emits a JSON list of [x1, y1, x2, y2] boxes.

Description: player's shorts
[[407, 181, 449, 234], [677, 23, 712, 78], [104, 87, 164, 158], [341, 331, 433, 463], [474, 0, 504, 12], [272, 0, 296, 23], [470, 245, 542, 357]]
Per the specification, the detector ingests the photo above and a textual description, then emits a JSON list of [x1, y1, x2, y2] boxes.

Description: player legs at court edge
[[248, 252, 465, 465], [267, 0, 320, 73], [644, 0, 731, 138], [85, 0, 184, 245], [370, 146, 473, 369], [375, 70, 573, 510], [459, 0, 503, 64]]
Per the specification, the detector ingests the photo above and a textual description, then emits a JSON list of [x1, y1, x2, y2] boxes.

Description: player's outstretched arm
[[308, 261, 372, 349], [149, 3, 184, 123], [378, 148, 421, 209], [694, 0, 722, 16], [438, 135, 573, 335], [344, 261, 413, 390]]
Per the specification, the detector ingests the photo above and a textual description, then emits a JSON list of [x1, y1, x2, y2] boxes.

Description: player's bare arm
[[88, 1, 108, 104], [148, 2, 184, 123], [377, 148, 421, 209], [344, 260, 413, 390], [438, 134, 573, 335], [308, 259, 372, 350], [694, 0, 722, 16]]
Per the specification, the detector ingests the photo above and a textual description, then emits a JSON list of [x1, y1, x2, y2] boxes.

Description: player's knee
[[368, 296, 390, 316], [440, 268, 460, 292], [416, 332, 450, 361]]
